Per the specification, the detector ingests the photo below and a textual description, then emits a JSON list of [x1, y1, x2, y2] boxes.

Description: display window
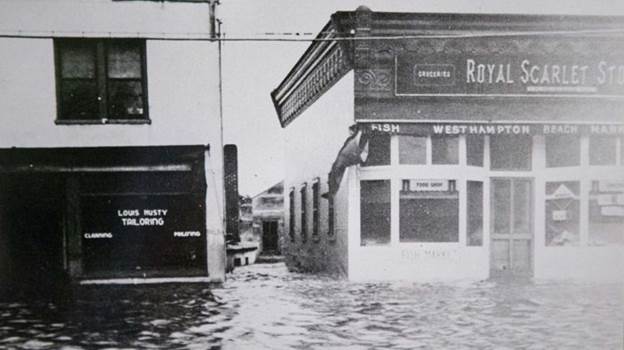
[[466, 135, 484, 167], [545, 135, 580, 168], [360, 180, 391, 245], [589, 136, 617, 166], [545, 181, 580, 246], [399, 135, 427, 164], [432, 136, 459, 165], [589, 180, 624, 245], [363, 134, 391, 166], [490, 135, 532, 170], [399, 179, 459, 242]]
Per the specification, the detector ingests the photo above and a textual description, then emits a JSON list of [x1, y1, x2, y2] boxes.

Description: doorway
[[261, 220, 279, 254], [490, 178, 533, 277], [0, 174, 66, 293]]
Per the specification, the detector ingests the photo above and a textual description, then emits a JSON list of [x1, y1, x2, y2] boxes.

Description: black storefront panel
[[81, 194, 206, 276]]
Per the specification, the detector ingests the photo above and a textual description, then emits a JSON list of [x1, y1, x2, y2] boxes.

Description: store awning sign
[[396, 52, 624, 98], [366, 123, 624, 136]]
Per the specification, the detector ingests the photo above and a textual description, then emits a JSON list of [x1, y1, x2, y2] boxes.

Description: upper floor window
[[55, 39, 148, 123]]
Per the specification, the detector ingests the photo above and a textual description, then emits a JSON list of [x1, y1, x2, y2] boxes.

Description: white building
[[272, 7, 624, 282], [0, 0, 225, 287]]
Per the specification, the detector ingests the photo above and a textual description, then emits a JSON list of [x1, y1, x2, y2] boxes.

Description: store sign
[[81, 194, 206, 274], [409, 179, 448, 192], [598, 180, 624, 193], [366, 123, 624, 136], [396, 53, 624, 98]]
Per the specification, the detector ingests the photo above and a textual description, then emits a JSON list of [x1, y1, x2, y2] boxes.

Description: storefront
[[272, 7, 624, 281], [0, 145, 219, 285]]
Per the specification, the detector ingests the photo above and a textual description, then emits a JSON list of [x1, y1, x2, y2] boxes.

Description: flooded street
[[0, 262, 622, 349]]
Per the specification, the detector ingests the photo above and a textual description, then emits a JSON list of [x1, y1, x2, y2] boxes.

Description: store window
[[289, 189, 295, 241], [545, 181, 580, 246], [467, 181, 483, 246], [363, 134, 391, 166], [490, 135, 532, 170], [300, 184, 307, 242], [432, 136, 459, 164], [589, 136, 618, 166], [312, 180, 320, 238], [589, 180, 624, 245], [399, 135, 427, 164], [55, 39, 147, 123], [546, 135, 580, 167], [467, 136, 484, 167], [360, 180, 391, 245], [399, 179, 459, 242]]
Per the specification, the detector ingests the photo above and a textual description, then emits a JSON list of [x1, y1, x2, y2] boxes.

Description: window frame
[[54, 38, 150, 125], [300, 183, 308, 243], [288, 188, 295, 242]]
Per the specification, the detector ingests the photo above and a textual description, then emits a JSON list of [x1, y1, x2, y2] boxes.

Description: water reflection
[[0, 263, 622, 349]]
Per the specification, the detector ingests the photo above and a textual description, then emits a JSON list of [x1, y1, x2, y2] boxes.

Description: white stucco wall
[[282, 71, 354, 275], [0, 0, 225, 281]]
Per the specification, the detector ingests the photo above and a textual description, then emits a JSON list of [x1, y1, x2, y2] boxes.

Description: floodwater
[[0, 263, 622, 350]]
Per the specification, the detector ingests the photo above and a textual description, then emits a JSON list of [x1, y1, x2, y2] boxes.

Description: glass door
[[490, 178, 533, 277]]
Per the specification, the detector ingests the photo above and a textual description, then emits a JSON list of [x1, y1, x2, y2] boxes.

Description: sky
[[218, 0, 624, 196]]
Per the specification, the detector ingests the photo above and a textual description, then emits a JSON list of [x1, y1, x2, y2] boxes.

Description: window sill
[[55, 118, 151, 125]]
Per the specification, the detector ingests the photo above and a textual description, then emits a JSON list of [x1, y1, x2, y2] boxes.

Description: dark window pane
[[400, 190, 459, 242], [467, 136, 484, 167], [492, 179, 511, 234], [546, 135, 580, 167], [363, 134, 390, 166], [545, 181, 580, 246], [107, 43, 142, 79], [432, 136, 459, 164], [60, 80, 99, 118], [399, 135, 426, 164], [300, 186, 307, 242], [491, 135, 532, 170], [468, 181, 483, 246], [312, 182, 319, 236], [108, 80, 144, 117], [360, 180, 391, 245], [61, 44, 96, 79], [589, 136, 617, 166], [289, 190, 295, 241]]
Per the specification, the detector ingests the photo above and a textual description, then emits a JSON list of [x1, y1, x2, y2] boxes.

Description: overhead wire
[[1, 27, 624, 42]]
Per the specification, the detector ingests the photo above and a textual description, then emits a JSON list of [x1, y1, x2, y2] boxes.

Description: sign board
[[598, 180, 624, 193], [551, 184, 577, 200], [601, 206, 624, 217], [366, 123, 624, 136], [552, 210, 568, 221], [81, 194, 206, 274], [409, 179, 449, 192], [396, 52, 624, 98]]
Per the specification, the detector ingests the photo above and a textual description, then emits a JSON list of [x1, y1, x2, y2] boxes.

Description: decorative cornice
[[271, 22, 353, 127]]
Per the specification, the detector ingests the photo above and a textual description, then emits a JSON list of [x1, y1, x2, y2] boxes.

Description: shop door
[[262, 221, 279, 254], [490, 178, 533, 277]]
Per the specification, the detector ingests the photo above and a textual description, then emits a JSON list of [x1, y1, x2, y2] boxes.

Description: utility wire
[[1, 28, 624, 41]]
